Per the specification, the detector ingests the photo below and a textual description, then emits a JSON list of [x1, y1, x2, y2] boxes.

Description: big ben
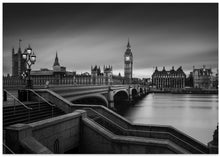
[[124, 39, 133, 84]]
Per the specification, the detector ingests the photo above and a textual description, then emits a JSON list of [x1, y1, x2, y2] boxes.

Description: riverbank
[[149, 88, 218, 94]]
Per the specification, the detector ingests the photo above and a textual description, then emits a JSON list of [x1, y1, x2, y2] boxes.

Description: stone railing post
[[137, 85, 141, 97], [128, 86, 133, 102]]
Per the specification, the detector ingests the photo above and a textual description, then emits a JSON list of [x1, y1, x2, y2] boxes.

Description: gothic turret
[[12, 39, 26, 77], [53, 52, 60, 66], [18, 39, 22, 54], [127, 39, 131, 49]]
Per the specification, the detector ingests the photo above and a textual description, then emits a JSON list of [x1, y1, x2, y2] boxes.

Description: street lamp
[[22, 44, 36, 88]]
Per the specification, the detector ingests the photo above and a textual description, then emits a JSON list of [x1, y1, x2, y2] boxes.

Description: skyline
[[3, 3, 218, 78]]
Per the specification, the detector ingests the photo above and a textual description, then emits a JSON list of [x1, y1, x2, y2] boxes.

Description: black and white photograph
[[2, 2, 218, 154]]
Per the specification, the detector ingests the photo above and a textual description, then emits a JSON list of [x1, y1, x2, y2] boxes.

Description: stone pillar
[[143, 87, 146, 95], [108, 86, 114, 109], [5, 124, 32, 153], [137, 86, 141, 97], [208, 125, 218, 154], [128, 86, 133, 102]]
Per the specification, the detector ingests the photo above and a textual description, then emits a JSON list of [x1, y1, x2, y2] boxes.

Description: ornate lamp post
[[22, 45, 36, 88]]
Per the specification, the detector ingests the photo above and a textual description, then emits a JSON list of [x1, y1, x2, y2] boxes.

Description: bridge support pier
[[144, 88, 147, 95], [128, 86, 133, 103], [137, 86, 141, 97], [108, 86, 114, 109]]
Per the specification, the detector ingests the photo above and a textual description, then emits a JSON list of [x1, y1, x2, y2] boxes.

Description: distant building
[[91, 65, 102, 77], [112, 73, 123, 84], [142, 78, 151, 86], [185, 72, 194, 87], [53, 52, 66, 73], [31, 52, 71, 77], [91, 65, 113, 85], [152, 66, 186, 89], [192, 65, 213, 89], [104, 65, 113, 85], [124, 39, 133, 84], [12, 44, 26, 77], [212, 72, 218, 89], [29, 52, 76, 85]]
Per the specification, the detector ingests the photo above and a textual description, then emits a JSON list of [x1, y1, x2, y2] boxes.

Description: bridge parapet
[[49, 85, 147, 110]]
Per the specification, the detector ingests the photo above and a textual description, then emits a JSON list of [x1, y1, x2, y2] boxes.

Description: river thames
[[121, 94, 218, 145]]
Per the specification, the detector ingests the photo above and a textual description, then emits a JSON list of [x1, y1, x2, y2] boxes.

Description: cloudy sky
[[3, 3, 218, 78]]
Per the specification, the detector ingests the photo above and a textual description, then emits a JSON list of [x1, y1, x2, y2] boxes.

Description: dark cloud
[[3, 3, 218, 77]]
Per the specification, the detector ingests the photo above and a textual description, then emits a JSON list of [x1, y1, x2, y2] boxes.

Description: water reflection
[[120, 94, 218, 145]]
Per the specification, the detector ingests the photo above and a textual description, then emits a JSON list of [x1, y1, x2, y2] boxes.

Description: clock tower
[[124, 39, 133, 84]]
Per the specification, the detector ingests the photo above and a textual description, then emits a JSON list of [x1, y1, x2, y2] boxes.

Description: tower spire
[[18, 39, 22, 54], [127, 38, 131, 49], [53, 51, 60, 66], [19, 39, 22, 49]]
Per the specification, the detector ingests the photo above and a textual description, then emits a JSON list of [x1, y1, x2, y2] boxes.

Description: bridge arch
[[113, 90, 129, 102], [113, 90, 129, 112], [71, 94, 108, 107]]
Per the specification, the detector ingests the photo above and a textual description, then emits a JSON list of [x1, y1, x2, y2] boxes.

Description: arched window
[[54, 139, 59, 153]]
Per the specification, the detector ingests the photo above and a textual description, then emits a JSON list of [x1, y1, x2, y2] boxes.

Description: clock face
[[125, 56, 130, 61]]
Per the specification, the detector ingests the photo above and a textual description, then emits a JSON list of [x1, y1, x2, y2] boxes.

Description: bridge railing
[[25, 89, 55, 117], [3, 89, 32, 123], [3, 75, 146, 89]]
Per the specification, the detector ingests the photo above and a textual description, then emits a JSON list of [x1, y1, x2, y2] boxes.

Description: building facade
[[104, 65, 113, 85], [12, 45, 26, 77], [124, 40, 133, 84], [152, 66, 186, 89], [91, 65, 113, 85], [212, 72, 218, 89], [192, 65, 213, 89]]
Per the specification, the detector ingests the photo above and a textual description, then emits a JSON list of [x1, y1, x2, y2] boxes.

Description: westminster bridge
[[3, 83, 218, 154]]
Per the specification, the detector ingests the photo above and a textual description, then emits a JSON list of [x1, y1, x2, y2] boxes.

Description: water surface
[[121, 94, 218, 144]]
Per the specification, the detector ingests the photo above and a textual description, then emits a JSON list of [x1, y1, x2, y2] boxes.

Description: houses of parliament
[[4, 40, 141, 87]]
